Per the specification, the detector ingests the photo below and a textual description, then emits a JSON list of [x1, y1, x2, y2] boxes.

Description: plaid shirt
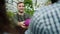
[[25, 1, 60, 34]]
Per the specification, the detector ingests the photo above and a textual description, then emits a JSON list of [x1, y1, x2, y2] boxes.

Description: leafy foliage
[[24, 0, 34, 16]]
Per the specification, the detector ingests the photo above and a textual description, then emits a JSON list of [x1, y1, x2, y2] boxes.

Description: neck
[[18, 12, 24, 16]]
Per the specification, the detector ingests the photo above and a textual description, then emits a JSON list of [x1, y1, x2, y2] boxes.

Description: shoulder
[[34, 3, 60, 17], [28, 3, 60, 34], [31, 3, 60, 29], [32, 3, 60, 28]]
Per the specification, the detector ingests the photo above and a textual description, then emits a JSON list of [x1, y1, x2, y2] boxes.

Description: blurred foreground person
[[0, 0, 19, 34], [25, 0, 60, 34]]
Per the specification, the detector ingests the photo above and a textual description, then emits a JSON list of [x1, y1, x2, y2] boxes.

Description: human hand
[[18, 21, 28, 29]]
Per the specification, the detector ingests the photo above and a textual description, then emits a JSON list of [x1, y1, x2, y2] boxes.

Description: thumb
[[23, 24, 25, 26]]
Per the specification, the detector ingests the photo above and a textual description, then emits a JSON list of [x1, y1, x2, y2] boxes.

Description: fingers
[[21, 25, 26, 28]]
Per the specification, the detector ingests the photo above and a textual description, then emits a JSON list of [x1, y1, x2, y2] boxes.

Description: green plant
[[6, 10, 16, 28], [24, 0, 34, 16]]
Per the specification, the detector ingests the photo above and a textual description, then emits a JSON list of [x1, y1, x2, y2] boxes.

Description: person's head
[[50, 0, 58, 3], [17, 2, 25, 13]]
